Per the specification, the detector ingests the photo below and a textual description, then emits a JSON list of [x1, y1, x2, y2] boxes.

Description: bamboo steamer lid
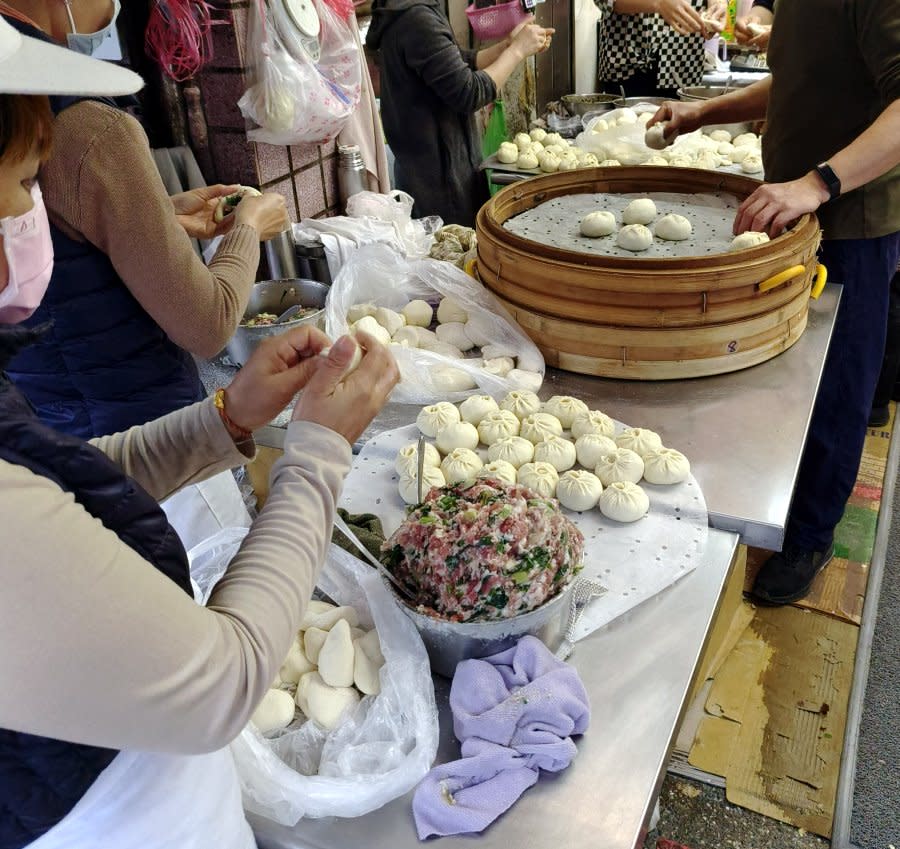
[[475, 167, 822, 379]]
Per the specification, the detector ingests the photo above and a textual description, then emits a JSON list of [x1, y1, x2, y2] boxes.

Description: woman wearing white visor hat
[[0, 19, 399, 849]]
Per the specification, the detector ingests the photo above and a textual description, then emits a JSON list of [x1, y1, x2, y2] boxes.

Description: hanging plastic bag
[[239, 0, 362, 145], [230, 544, 439, 823], [326, 243, 545, 404]]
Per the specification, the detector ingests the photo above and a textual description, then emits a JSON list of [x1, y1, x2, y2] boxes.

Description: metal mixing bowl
[[224, 278, 328, 367], [562, 93, 624, 117], [388, 581, 575, 678]]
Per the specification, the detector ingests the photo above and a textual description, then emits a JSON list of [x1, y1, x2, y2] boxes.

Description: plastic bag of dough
[[325, 243, 545, 404], [230, 540, 439, 824], [576, 104, 662, 164], [238, 0, 361, 145]]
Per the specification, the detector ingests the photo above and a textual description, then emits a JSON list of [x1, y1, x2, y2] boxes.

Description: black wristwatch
[[814, 162, 842, 201]]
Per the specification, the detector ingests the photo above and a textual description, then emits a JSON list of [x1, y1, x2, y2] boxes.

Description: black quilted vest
[[0, 324, 193, 848]]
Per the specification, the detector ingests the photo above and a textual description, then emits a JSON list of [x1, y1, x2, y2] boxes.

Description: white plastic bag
[[326, 243, 545, 404], [239, 0, 362, 145], [187, 526, 249, 606], [230, 544, 439, 824]]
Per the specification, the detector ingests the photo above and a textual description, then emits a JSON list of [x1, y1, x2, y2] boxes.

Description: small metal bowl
[[388, 581, 575, 678], [562, 93, 624, 117], [224, 278, 328, 367]]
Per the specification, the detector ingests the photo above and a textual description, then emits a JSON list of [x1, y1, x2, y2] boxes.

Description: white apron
[[161, 470, 252, 552], [27, 747, 256, 849]]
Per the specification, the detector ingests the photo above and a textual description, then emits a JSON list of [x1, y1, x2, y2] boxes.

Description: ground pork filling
[[381, 478, 584, 622]]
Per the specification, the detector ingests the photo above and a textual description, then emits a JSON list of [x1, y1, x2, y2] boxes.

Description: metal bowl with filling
[[380, 477, 584, 676], [562, 93, 624, 117], [224, 278, 328, 367]]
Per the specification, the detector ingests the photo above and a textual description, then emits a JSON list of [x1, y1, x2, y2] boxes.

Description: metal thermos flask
[[337, 144, 367, 210]]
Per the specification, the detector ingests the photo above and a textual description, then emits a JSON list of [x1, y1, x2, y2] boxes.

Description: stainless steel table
[[249, 528, 740, 849], [258, 285, 841, 550]]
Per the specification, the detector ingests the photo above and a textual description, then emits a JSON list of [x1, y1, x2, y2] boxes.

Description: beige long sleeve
[[0, 405, 352, 754], [41, 101, 260, 358]]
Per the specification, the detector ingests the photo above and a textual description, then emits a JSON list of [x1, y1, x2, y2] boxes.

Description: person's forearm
[[611, 0, 660, 15], [482, 42, 527, 90], [697, 76, 771, 124], [476, 38, 510, 69], [823, 99, 900, 197]]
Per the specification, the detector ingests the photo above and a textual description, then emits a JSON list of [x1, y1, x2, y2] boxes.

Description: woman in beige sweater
[[0, 24, 400, 847]]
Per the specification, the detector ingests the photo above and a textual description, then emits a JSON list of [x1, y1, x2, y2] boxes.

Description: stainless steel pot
[[389, 581, 574, 678], [224, 278, 328, 367], [562, 93, 624, 117]]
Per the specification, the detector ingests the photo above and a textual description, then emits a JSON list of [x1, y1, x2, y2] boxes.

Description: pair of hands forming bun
[[222, 326, 399, 447]]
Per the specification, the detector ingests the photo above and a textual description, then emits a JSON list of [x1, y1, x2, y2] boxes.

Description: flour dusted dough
[[599, 481, 650, 523], [616, 224, 654, 252], [556, 470, 604, 512], [251, 688, 296, 733], [622, 198, 658, 225], [654, 213, 692, 241], [401, 300, 433, 327]]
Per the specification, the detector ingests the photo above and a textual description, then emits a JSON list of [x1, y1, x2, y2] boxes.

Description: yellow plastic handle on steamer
[[757, 264, 806, 293], [810, 264, 828, 299]]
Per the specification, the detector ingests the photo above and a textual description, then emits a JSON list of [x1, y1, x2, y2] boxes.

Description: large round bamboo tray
[[475, 167, 822, 380]]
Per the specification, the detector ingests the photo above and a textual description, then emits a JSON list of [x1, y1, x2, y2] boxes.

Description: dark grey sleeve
[[402, 7, 498, 113], [753, 0, 775, 12]]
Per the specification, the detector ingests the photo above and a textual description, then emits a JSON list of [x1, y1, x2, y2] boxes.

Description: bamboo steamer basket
[[474, 167, 823, 380]]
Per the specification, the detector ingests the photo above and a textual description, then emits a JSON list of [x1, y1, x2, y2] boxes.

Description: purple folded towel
[[412, 636, 590, 839]]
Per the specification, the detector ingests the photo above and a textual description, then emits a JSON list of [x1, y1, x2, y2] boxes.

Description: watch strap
[[814, 162, 841, 201]]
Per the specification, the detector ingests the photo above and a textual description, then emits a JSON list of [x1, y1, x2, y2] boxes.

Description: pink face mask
[[0, 183, 54, 324]]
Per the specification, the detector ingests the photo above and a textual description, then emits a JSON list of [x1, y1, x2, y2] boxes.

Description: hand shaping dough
[[599, 481, 650, 523], [617, 224, 654, 252], [440, 447, 484, 484], [580, 211, 617, 238], [622, 198, 658, 225], [416, 401, 460, 437], [729, 231, 770, 251], [642, 446, 691, 485], [251, 688, 296, 734], [556, 470, 604, 512], [654, 213, 693, 241], [351, 315, 392, 346]]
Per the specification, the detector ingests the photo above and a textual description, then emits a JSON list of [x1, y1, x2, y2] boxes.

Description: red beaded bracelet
[[213, 388, 253, 442]]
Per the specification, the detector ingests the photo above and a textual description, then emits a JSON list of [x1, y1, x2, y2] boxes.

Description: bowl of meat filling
[[380, 477, 585, 676], [224, 278, 328, 366]]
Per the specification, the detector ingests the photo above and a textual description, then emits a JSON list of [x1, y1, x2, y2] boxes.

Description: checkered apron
[[595, 0, 706, 90]]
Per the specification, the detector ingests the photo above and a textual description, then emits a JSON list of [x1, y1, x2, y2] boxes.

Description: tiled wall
[[195, 3, 340, 220]]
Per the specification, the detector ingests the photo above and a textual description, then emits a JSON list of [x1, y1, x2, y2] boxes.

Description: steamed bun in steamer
[[580, 211, 617, 238], [616, 224, 653, 252], [622, 198, 658, 225]]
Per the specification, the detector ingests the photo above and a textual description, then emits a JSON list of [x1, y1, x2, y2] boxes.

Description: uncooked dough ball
[[654, 213, 693, 241], [729, 231, 770, 251], [520, 412, 564, 444], [594, 447, 645, 486], [616, 108, 638, 125], [617, 224, 654, 252], [497, 142, 519, 164], [514, 132, 532, 150], [728, 146, 752, 165], [517, 151, 539, 170], [351, 315, 392, 346], [392, 326, 419, 348], [642, 446, 691, 485], [428, 341, 464, 360], [353, 639, 382, 696], [436, 296, 468, 325], [571, 409, 615, 439], [598, 159, 621, 167], [347, 302, 376, 323], [506, 369, 543, 392], [483, 356, 515, 377], [575, 433, 618, 469], [302, 603, 358, 631], [616, 427, 663, 457], [530, 127, 548, 142], [668, 155, 693, 168], [440, 447, 484, 484], [278, 638, 315, 685], [642, 155, 669, 166], [499, 389, 542, 420], [741, 153, 763, 174], [318, 618, 355, 688], [487, 435, 534, 468], [416, 401, 460, 437], [517, 461, 560, 498], [251, 688, 296, 734], [399, 465, 445, 505], [644, 124, 670, 150], [395, 441, 441, 476], [303, 627, 328, 665], [401, 299, 433, 327], [477, 459, 518, 485], [462, 314, 494, 347], [693, 151, 720, 170], [590, 118, 609, 133], [580, 211, 617, 238], [733, 132, 759, 148], [459, 394, 499, 425], [431, 366, 477, 393], [708, 129, 732, 143], [477, 409, 521, 445], [298, 599, 335, 629], [556, 470, 603, 512], [622, 198, 658, 225], [436, 420, 479, 454], [436, 321, 475, 351], [599, 481, 650, 523], [533, 435, 577, 472], [302, 672, 361, 731], [542, 395, 589, 429], [372, 307, 406, 336]]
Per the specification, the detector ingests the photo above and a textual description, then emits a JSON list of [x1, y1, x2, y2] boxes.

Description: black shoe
[[868, 405, 890, 428], [750, 542, 834, 606]]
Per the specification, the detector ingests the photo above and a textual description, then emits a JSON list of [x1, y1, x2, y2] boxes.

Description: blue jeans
[[787, 232, 900, 550]]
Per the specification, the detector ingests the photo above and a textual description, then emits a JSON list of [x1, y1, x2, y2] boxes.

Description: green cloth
[[331, 509, 386, 561], [764, 0, 900, 239]]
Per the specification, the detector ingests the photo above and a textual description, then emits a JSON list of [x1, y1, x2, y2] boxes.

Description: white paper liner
[[339, 421, 710, 643], [503, 190, 757, 259]]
